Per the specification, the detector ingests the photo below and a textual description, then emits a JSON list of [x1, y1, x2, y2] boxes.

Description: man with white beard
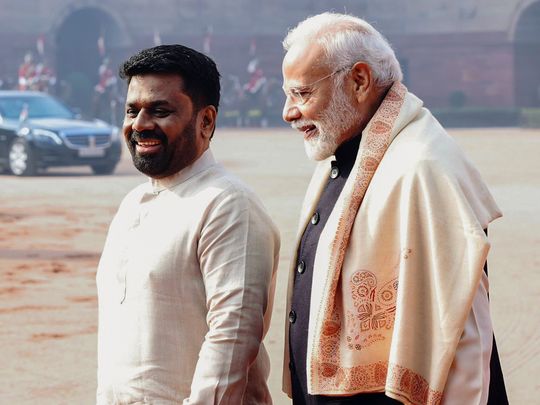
[[281, 12, 508, 405]]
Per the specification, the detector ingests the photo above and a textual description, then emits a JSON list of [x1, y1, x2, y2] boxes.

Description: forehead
[[282, 43, 328, 87], [126, 73, 186, 104]]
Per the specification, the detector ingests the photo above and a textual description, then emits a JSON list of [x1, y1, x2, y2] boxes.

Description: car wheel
[[9, 138, 36, 176], [91, 162, 117, 175]]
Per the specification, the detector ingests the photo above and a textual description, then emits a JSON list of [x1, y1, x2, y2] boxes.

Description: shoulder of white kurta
[[192, 165, 281, 264], [182, 164, 279, 234], [193, 164, 266, 209]]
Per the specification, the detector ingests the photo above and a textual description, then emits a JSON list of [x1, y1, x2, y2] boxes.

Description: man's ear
[[350, 62, 373, 103], [198, 106, 217, 140]]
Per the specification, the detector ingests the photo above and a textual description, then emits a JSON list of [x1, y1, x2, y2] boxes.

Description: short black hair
[[119, 44, 220, 111]]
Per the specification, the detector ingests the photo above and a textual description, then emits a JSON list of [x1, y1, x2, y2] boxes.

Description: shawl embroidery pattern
[[308, 83, 442, 403], [345, 248, 410, 350], [346, 270, 398, 351]]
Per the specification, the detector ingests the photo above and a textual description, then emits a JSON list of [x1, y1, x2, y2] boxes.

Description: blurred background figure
[[220, 74, 244, 127], [93, 57, 120, 124], [242, 57, 267, 126], [31, 62, 56, 92], [18, 52, 36, 91]]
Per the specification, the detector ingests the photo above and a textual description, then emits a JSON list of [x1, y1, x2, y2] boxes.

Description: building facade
[[0, 0, 539, 121]]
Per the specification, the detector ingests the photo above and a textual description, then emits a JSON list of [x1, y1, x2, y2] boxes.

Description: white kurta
[[96, 149, 280, 404]]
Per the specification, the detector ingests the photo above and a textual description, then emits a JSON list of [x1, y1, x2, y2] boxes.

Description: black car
[[0, 91, 122, 176]]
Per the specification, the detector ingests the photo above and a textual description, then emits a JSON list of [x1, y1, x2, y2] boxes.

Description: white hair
[[283, 12, 403, 88]]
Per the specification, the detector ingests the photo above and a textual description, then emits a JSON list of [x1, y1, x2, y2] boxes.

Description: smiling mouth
[[135, 139, 163, 154], [299, 125, 317, 139]]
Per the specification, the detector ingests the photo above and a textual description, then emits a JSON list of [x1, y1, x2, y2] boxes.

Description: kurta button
[[311, 211, 320, 225], [297, 260, 306, 274], [330, 166, 340, 179], [289, 310, 297, 324]]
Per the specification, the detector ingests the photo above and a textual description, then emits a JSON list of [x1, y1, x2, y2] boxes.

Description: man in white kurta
[[96, 44, 280, 404]]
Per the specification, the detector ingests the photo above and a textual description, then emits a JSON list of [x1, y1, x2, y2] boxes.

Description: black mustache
[[131, 130, 167, 144], [129, 130, 167, 143]]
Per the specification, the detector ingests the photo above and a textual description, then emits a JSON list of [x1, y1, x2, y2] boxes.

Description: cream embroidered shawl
[[282, 82, 502, 404]]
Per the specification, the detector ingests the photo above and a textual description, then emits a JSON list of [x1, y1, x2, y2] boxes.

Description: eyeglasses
[[282, 65, 351, 106]]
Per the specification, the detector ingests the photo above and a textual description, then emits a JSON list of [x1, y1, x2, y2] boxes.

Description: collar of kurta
[[149, 148, 215, 194], [334, 133, 362, 167], [294, 81, 501, 404]]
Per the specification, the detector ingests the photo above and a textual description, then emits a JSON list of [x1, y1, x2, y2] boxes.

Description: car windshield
[[0, 95, 74, 120]]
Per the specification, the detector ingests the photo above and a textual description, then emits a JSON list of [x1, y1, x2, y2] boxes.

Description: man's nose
[[282, 98, 301, 123], [131, 110, 154, 132]]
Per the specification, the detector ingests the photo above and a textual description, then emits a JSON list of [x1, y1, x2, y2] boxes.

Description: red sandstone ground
[[0, 127, 538, 404]]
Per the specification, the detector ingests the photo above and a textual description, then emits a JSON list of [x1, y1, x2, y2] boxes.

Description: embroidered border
[[387, 363, 443, 405], [311, 82, 409, 393], [313, 361, 443, 405]]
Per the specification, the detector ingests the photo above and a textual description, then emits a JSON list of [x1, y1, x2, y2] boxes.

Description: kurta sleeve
[[184, 187, 279, 404]]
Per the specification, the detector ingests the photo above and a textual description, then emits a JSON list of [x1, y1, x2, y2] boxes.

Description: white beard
[[298, 84, 362, 161]]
